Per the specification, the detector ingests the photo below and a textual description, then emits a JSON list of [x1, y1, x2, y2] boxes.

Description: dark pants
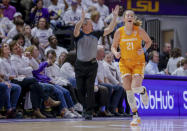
[[99, 83, 123, 111], [95, 85, 109, 107], [118, 90, 130, 114], [11, 77, 48, 109], [75, 59, 98, 115], [63, 84, 79, 105]]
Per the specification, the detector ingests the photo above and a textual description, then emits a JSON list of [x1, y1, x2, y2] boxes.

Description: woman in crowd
[[166, 48, 184, 75], [31, 17, 53, 49]]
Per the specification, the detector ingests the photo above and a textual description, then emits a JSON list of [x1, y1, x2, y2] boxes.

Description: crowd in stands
[[0, 0, 186, 119]]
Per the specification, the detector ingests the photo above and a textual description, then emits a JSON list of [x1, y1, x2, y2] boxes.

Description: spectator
[[86, 6, 97, 14], [12, 33, 25, 49], [57, 51, 68, 67], [13, 12, 23, 23], [93, 0, 109, 21], [23, 25, 32, 47], [105, 5, 124, 27], [158, 43, 171, 71], [31, 17, 53, 49], [45, 35, 68, 59], [0, 4, 14, 40], [91, 11, 104, 31], [96, 45, 123, 116], [31, 36, 46, 61], [166, 48, 184, 75], [7, 19, 24, 39], [82, 0, 97, 9], [94, 77, 111, 117], [48, 0, 66, 30], [2, 0, 16, 20], [172, 58, 187, 76], [145, 51, 166, 75], [98, 24, 112, 51], [76, 0, 86, 11], [30, 0, 50, 27], [103, 51, 130, 116], [60, 52, 75, 80], [63, 0, 81, 27]]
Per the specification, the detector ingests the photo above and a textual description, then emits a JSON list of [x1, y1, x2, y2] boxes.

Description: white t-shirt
[[63, 8, 82, 25], [82, 0, 97, 8], [172, 67, 187, 76], [166, 57, 184, 74], [7, 26, 18, 39], [48, 3, 65, 18], [0, 17, 14, 35], [31, 27, 53, 45], [92, 18, 104, 31], [94, 3, 109, 21]]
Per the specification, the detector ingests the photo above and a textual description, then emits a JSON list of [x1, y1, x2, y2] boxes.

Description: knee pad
[[126, 90, 137, 111]]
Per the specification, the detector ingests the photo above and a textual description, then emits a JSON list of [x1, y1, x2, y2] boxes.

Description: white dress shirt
[[103, 61, 120, 85], [145, 61, 165, 75], [11, 54, 33, 77], [60, 62, 75, 80], [166, 57, 184, 74], [0, 57, 25, 81], [172, 67, 187, 76], [45, 63, 69, 86], [97, 60, 107, 83]]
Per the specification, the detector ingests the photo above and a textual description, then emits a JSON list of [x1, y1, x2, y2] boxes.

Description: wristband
[[143, 47, 147, 53]]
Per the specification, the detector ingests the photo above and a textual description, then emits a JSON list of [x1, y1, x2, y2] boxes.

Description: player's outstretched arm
[[74, 8, 85, 37], [103, 5, 119, 36]]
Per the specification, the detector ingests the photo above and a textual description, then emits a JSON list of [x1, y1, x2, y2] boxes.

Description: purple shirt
[[32, 61, 51, 83], [3, 5, 16, 20]]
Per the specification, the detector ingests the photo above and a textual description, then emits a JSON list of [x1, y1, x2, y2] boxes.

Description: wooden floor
[[0, 117, 187, 131]]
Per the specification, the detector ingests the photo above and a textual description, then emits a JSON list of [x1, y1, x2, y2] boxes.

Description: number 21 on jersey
[[126, 42, 134, 50]]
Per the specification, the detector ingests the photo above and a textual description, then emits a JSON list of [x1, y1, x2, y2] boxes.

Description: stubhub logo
[[184, 91, 187, 109], [135, 90, 174, 110]]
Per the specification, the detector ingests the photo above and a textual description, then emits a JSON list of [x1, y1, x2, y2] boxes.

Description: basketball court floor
[[0, 117, 187, 131]]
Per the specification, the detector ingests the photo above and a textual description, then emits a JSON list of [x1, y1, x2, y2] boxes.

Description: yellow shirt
[[119, 25, 145, 63]]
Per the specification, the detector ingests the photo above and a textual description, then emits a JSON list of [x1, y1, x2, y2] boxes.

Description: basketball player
[[111, 10, 152, 126]]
